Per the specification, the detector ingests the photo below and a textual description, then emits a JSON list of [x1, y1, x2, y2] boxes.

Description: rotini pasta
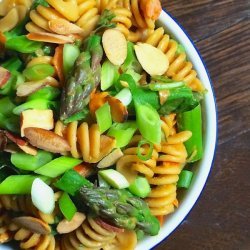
[[55, 121, 116, 163], [145, 27, 205, 92], [0, 195, 56, 224], [145, 115, 191, 216], [96, 0, 119, 14], [0, 0, 32, 32], [25, 5, 67, 33], [75, 0, 100, 38], [61, 216, 116, 250], [0, 212, 12, 244], [116, 135, 159, 183], [9, 222, 56, 250]]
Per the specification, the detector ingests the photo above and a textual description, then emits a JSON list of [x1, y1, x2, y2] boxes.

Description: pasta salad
[[0, 0, 205, 249]]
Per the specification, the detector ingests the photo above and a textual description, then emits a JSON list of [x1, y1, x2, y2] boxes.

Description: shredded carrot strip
[[53, 45, 64, 85]]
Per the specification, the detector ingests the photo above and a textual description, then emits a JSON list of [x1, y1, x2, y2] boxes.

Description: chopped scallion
[[59, 192, 77, 221], [177, 170, 193, 188], [137, 139, 154, 161], [95, 102, 112, 133]]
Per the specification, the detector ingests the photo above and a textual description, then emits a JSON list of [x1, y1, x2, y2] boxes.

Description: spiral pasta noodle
[[145, 115, 192, 216], [116, 135, 158, 183], [61, 216, 116, 250], [0, 212, 12, 244], [55, 121, 116, 163], [75, 0, 100, 38], [25, 5, 67, 33], [145, 27, 205, 92], [96, 0, 119, 14], [0, 195, 56, 224], [8, 222, 56, 250], [0, 0, 32, 32]]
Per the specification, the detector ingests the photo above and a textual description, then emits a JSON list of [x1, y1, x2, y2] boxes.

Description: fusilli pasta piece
[[61, 216, 116, 250], [96, 0, 119, 14], [116, 135, 158, 183], [0, 195, 56, 224], [76, 0, 100, 38], [145, 115, 191, 216], [9, 222, 56, 250], [26, 5, 67, 33], [0, 0, 31, 32], [0, 212, 12, 244], [55, 121, 116, 163], [146, 27, 205, 92]]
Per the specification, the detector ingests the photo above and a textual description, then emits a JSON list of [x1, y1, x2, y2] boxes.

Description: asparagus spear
[[60, 35, 103, 121], [78, 186, 160, 236]]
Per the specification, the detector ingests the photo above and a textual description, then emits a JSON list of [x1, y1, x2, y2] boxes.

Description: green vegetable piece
[[11, 150, 53, 171], [78, 187, 160, 235], [129, 176, 151, 198], [101, 60, 119, 91], [177, 170, 193, 188], [0, 114, 20, 133], [147, 81, 185, 91], [31, 0, 49, 9], [137, 139, 153, 161], [135, 102, 161, 144], [115, 88, 132, 106], [107, 122, 137, 148], [158, 86, 200, 115], [1, 57, 23, 72], [95, 103, 112, 133], [0, 175, 50, 194], [0, 97, 16, 117], [23, 64, 55, 81], [63, 109, 89, 124], [35, 157, 82, 178], [54, 169, 92, 195], [60, 35, 103, 121], [177, 104, 203, 162], [27, 86, 60, 101], [13, 99, 57, 115], [59, 192, 77, 221], [98, 174, 110, 188], [63, 44, 80, 76], [121, 42, 142, 73], [176, 44, 186, 55], [5, 35, 42, 53], [93, 9, 116, 33], [99, 169, 129, 189], [119, 74, 160, 110]]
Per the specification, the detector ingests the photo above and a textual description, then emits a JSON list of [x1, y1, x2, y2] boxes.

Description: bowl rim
[[135, 9, 218, 250]]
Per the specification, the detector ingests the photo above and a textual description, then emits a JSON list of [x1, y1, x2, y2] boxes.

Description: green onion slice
[[137, 139, 154, 161]]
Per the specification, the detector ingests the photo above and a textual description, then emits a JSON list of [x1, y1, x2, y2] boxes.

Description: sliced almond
[[16, 81, 46, 97], [20, 110, 54, 137], [89, 91, 109, 115], [107, 96, 128, 123], [95, 218, 124, 233], [97, 148, 124, 169], [159, 90, 170, 105], [27, 32, 74, 44], [56, 212, 86, 234], [12, 216, 51, 235], [102, 29, 127, 66], [18, 144, 38, 156], [5, 131, 27, 146], [0, 67, 11, 88], [24, 127, 70, 153], [134, 42, 169, 76], [49, 18, 83, 35]]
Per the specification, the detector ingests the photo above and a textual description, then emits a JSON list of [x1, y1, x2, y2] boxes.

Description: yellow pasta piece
[[61, 216, 116, 250], [146, 27, 205, 92]]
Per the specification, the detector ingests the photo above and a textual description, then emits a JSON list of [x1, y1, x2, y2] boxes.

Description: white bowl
[[1, 10, 217, 250], [136, 10, 217, 250]]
